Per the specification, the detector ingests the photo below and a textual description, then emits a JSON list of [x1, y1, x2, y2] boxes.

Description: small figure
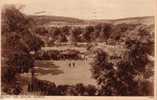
[[73, 62, 75, 67], [69, 63, 71, 68]]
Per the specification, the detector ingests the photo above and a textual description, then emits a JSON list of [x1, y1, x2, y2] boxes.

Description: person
[[73, 62, 75, 67], [69, 63, 71, 68]]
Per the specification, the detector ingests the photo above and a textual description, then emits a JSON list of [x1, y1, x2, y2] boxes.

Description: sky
[[1, 0, 156, 19]]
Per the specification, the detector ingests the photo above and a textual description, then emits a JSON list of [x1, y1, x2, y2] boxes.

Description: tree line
[[35, 21, 153, 46], [28, 78, 97, 96]]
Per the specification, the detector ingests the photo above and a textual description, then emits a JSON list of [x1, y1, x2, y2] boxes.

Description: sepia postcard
[[0, 0, 156, 100]]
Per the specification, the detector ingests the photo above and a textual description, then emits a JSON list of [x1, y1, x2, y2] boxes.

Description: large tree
[[1, 5, 44, 94], [91, 35, 154, 95], [81, 26, 94, 42]]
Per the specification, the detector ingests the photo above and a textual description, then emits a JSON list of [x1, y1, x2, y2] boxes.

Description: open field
[[35, 60, 97, 86], [34, 43, 128, 85]]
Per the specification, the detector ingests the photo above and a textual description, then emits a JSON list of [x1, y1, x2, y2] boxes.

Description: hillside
[[29, 15, 85, 27], [86, 16, 154, 25], [30, 15, 154, 27], [111, 16, 154, 25]]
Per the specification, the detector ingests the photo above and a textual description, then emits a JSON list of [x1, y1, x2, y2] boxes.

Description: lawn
[[34, 60, 97, 86]]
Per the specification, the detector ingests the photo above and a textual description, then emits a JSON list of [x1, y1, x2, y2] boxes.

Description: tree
[[57, 34, 68, 42], [69, 27, 82, 43], [51, 27, 61, 42], [91, 49, 117, 95], [61, 26, 70, 35], [85, 85, 97, 96], [81, 26, 94, 42], [90, 29, 99, 42], [102, 23, 113, 39], [1, 5, 43, 94], [110, 23, 128, 41], [75, 83, 86, 95], [91, 36, 154, 95]]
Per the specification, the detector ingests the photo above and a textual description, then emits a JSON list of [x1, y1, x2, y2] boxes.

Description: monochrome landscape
[[1, 4, 154, 96]]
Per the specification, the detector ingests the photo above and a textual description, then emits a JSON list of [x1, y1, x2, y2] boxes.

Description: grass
[[35, 67, 63, 75], [34, 60, 63, 75], [34, 43, 128, 86], [35, 60, 60, 68], [35, 60, 97, 86]]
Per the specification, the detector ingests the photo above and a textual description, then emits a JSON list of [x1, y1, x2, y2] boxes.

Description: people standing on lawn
[[68, 61, 76, 68], [69, 63, 71, 68], [73, 62, 75, 68]]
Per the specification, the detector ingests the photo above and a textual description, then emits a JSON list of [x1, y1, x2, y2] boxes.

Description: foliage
[[1, 5, 44, 94], [29, 78, 97, 96], [91, 36, 154, 95]]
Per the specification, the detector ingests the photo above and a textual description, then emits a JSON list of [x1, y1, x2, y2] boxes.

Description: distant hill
[[86, 16, 154, 25], [111, 16, 154, 25], [29, 15, 154, 27], [29, 15, 85, 27]]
